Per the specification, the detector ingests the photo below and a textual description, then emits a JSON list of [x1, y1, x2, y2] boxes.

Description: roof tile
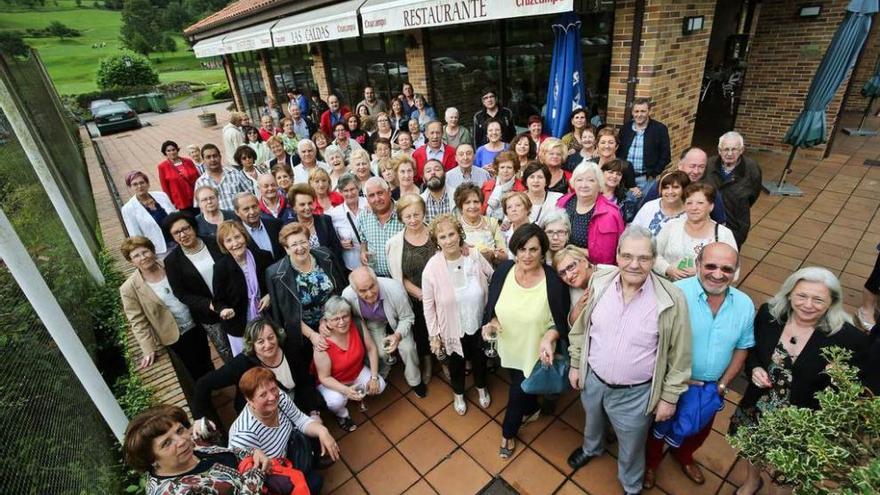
[[184, 0, 282, 36]]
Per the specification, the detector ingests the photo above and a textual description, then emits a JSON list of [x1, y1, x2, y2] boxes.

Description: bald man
[[643, 242, 753, 489], [637, 147, 726, 225], [341, 267, 427, 397]]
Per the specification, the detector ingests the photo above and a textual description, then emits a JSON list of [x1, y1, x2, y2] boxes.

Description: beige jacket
[[120, 270, 181, 355], [568, 265, 692, 413]]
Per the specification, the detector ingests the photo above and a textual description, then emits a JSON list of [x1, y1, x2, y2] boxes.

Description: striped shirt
[[227, 391, 314, 458], [194, 168, 254, 211]]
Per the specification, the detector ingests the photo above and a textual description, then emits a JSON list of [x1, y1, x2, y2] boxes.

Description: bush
[[46, 20, 81, 39], [160, 36, 176, 53], [0, 31, 29, 59], [211, 81, 231, 100], [730, 346, 880, 494], [96, 52, 159, 90]]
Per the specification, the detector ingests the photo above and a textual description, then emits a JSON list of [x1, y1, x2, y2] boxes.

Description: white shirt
[[447, 256, 484, 334], [245, 221, 273, 255], [147, 277, 195, 333], [184, 244, 215, 295], [329, 199, 368, 270], [654, 217, 738, 276], [293, 161, 331, 184]]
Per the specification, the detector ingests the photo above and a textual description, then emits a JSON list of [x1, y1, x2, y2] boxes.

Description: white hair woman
[[730, 266, 872, 495], [555, 161, 624, 265], [443, 107, 472, 148]]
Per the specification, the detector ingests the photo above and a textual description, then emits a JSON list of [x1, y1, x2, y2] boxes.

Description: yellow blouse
[[494, 272, 554, 377]]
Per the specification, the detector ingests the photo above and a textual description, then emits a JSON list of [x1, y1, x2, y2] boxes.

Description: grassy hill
[[0, 0, 225, 95]]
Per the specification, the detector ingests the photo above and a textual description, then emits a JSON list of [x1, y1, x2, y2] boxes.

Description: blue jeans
[[634, 175, 656, 193]]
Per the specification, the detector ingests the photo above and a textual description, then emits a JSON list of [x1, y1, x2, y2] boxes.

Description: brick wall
[[608, 0, 715, 162], [310, 45, 332, 100], [844, 20, 879, 112], [736, 0, 850, 154], [404, 30, 432, 97]]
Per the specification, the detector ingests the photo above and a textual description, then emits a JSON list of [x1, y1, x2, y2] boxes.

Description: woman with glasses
[[552, 245, 595, 326], [367, 112, 398, 154], [541, 210, 572, 265], [313, 296, 386, 432], [654, 183, 736, 281]]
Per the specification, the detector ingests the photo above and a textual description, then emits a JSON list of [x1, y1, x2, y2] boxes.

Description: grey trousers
[[365, 320, 421, 387], [580, 369, 653, 494]]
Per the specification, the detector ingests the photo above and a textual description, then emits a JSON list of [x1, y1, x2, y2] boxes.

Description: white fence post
[[0, 208, 128, 441]]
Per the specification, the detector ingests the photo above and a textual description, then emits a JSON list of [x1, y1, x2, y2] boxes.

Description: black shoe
[[567, 447, 595, 470], [413, 382, 427, 398]]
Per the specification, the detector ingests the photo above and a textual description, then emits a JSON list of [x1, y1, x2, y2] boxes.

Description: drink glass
[[352, 383, 368, 412], [484, 326, 498, 358], [383, 336, 398, 365]]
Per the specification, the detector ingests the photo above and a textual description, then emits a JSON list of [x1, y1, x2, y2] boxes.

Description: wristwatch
[[370, 375, 379, 382], [718, 383, 728, 395]]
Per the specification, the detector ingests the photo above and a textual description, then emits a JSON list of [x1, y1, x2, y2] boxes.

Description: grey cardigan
[[341, 277, 415, 339]]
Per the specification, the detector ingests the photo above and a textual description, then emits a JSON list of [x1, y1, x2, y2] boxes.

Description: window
[[268, 45, 317, 101], [324, 34, 407, 109], [231, 51, 266, 124]]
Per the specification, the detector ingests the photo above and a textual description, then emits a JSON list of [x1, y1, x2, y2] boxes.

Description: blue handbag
[[521, 339, 570, 395]]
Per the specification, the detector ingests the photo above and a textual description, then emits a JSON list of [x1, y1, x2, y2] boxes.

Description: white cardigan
[[121, 192, 177, 254], [654, 216, 737, 276]]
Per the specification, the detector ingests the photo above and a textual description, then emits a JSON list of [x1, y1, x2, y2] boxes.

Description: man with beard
[[233, 192, 284, 261], [413, 120, 456, 183], [420, 160, 454, 223]]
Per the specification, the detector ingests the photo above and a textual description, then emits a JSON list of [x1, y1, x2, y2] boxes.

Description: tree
[[120, 0, 162, 55], [0, 31, 30, 59], [45, 21, 81, 40], [96, 52, 159, 90], [160, 35, 176, 53], [730, 347, 880, 494]]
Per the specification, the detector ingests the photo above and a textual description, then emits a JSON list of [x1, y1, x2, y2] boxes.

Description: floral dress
[[146, 446, 263, 495], [729, 342, 795, 435], [295, 259, 335, 330]]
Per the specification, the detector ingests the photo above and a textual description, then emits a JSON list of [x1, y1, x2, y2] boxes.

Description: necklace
[[182, 239, 205, 255]]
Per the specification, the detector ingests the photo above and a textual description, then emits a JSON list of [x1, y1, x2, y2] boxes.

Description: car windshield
[[96, 103, 132, 115]]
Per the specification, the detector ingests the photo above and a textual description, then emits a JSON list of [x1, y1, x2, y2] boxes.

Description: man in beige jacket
[[566, 225, 691, 495]]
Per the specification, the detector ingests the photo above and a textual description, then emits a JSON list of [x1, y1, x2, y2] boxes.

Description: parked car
[[93, 102, 141, 136], [431, 57, 466, 74], [89, 99, 114, 117]]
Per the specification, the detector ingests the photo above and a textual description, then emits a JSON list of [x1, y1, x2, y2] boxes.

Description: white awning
[[222, 20, 276, 54], [361, 0, 574, 34], [192, 35, 226, 58], [272, 0, 363, 47]]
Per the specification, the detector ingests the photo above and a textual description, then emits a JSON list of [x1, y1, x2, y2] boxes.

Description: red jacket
[[157, 158, 200, 209], [413, 144, 457, 183], [319, 106, 351, 137], [556, 192, 624, 265]]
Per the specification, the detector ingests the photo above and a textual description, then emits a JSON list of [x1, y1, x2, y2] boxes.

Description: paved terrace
[[85, 103, 880, 495]]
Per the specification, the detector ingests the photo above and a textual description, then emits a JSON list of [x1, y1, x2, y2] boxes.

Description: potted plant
[[198, 107, 216, 128], [729, 347, 880, 494]]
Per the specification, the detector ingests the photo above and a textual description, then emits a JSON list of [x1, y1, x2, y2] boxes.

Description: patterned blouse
[[146, 445, 264, 495], [295, 259, 335, 329]]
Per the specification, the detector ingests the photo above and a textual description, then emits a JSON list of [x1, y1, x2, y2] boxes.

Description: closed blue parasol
[[843, 54, 880, 135], [544, 12, 586, 138], [769, 0, 878, 195]]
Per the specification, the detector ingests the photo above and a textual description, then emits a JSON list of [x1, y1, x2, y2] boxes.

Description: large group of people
[[121, 84, 877, 495]]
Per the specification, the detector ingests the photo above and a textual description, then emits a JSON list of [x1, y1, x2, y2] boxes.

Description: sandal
[[856, 308, 875, 331], [499, 438, 515, 459], [336, 415, 357, 432]]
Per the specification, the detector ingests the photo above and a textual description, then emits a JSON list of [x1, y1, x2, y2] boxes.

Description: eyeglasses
[[720, 147, 742, 154], [557, 259, 581, 278], [791, 293, 827, 306], [170, 225, 193, 237], [701, 263, 736, 274], [287, 240, 310, 249], [327, 315, 350, 324], [545, 229, 569, 238], [618, 253, 653, 265]]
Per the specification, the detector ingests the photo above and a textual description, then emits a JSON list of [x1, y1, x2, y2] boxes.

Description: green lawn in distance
[[0, 0, 223, 96]]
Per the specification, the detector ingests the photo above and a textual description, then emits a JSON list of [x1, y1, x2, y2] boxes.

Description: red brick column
[[223, 54, 245, 112], [608, 0, 716, 161], [404, 30, 432, 97], [258, 49, 279, 109], [310, 44, 332, 100], [736, 0, 851, 155]]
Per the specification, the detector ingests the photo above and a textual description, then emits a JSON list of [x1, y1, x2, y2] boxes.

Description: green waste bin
[[119, 95, 150, 113], [146, 92, 169, 113]]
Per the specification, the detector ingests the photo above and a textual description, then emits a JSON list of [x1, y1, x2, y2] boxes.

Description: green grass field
[[0, 0, 224, 95]]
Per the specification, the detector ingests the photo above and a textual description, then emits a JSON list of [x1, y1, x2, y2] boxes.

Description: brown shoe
[[643, 468, 656, 489], [681, 463, 705, 485]]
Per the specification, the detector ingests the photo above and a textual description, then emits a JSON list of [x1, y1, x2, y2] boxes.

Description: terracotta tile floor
[[91, 107, 880, 494]]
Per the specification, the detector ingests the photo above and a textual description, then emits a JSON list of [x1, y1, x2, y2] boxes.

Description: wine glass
[[484, 325, 499, 358], [352, 383, 368, 412], [383, 336, 398, 365]]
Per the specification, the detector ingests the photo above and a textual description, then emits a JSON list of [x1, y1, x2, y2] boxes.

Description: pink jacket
[[422, 250, 494, 357], [556, 193, 624, 265]]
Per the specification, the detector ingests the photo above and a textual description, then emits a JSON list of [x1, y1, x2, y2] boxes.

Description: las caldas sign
[[273, 15, 359, 47], [361, 0, 573, 34]]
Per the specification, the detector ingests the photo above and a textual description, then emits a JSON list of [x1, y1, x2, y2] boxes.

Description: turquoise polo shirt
[[675, 277, 755, 381]]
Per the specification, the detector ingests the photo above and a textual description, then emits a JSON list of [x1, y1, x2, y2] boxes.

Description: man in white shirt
[[222, 111, 245, 165], [446, 143, 491, 192]]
